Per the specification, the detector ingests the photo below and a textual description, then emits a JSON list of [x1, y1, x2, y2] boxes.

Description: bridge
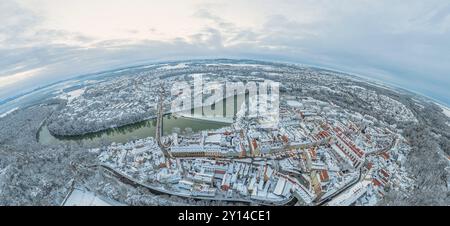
[[155, 83, 172, 158]]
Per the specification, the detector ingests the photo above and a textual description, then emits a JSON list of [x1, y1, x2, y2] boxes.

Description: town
[[2, 60, 448, 207], [87, 64, 415, 206]]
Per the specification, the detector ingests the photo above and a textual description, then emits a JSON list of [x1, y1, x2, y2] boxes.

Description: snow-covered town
[[2, 0, 450, 214], [92, 77, 416, 206], [1, 59, 448, 207]]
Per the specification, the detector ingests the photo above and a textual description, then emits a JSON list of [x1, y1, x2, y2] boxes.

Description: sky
[[1, 0, 449, 105]]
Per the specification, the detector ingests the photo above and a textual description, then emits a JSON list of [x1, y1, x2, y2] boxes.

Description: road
[[366, 136, 398, 157], [314, 168, 363, 206], [98, 164, 297, 206], [314, 136, 397, 206], [155, 83, 171, 158]]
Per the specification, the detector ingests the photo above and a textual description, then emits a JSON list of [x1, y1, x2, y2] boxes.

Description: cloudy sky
[[1, 0, 449, 105]]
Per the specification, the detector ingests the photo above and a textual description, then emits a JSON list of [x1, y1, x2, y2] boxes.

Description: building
[[331, 130, 365, 168], [177, 180, 194, 190], [170, 145, 239, 158], [191, 184, 216, 197]]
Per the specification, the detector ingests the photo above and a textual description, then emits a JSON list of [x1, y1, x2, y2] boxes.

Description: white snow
[[205, 63, 275, 70], [328, 181, 371, 206], [158, 63, 188, 70], [441, 106, 450, 118], [60, 88, 85, 103], [63, 188, 112, 206], [346, 85, 367, 91], [286, 100, 303, 108], [0, 107, 18, 118], [435, 102, 450, 119], [0, 165, 10, 176]]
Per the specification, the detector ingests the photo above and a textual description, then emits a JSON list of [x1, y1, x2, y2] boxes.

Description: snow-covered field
[[0, 107, 18, 118], [286, 100, 303, 108], [63, 188, 113, 206], [442, 106, 450, 118], [205, 63, 275, 71], [158, 63, 188, 70], [59, 88, 85, 103], [436, 103, 450, 119]]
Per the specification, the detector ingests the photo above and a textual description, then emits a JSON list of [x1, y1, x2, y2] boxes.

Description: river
[[37, 94, 247, 146], [38, 114, 231, 146]]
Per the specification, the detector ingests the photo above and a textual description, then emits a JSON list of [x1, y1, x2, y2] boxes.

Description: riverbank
[[38, 114, 230, 147]]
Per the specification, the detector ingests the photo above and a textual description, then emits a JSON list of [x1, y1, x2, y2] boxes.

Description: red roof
[[310, 148, 317, 159], [221, 185, 230, 191], [380, 169, 390, 178], [319, 170, 329, 181], [372, 178, 382, 187], [381, 152, 390, 160], [335, 133, 364, 158], [215, 170, 226, 175], [252, 139, 258, 150]]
